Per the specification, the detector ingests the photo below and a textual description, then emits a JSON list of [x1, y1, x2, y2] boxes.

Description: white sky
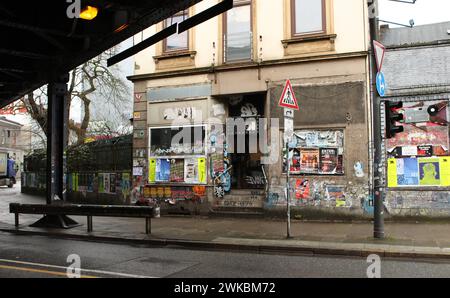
[[379, 0, 450, 27]]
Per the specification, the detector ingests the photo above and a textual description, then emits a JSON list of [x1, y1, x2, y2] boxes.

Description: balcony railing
[[224, 31, 253, 63]]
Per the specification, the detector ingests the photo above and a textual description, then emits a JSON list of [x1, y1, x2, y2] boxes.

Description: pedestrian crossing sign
[[278, 79, 299, 110]]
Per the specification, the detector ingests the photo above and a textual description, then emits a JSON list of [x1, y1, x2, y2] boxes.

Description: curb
[[1, 227, 450, 260]]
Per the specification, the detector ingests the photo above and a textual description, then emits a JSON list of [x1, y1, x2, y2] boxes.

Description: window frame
[[163, 10, 189, 54], [291, 0, 327, 37], [223, 0, 253, 63]]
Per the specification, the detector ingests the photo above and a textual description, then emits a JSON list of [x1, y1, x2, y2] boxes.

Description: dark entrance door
[[227, 94, 266, 190]]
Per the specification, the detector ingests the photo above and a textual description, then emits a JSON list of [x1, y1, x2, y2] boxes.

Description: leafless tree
[[21, 47, 131, 145]]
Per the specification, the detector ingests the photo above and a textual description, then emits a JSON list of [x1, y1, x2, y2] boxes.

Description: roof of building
[[380, 21, 450, 47], [0, 116, 23, 128]]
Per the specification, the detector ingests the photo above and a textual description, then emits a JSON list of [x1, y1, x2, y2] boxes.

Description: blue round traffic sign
[[376, 72, 386, 97]]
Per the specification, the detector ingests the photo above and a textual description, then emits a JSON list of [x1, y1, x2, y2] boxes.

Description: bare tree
[[21, 47, 131, 145]]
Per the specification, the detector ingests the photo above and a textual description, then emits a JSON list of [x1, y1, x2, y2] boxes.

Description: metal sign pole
[[286, 140, 291, 239]]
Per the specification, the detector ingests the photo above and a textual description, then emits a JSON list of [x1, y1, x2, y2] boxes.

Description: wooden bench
[[10, 203, 155, 234]]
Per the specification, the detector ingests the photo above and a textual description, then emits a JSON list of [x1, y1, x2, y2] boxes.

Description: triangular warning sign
[[373, 40, 386, 72], [278, 79, 299, 110]]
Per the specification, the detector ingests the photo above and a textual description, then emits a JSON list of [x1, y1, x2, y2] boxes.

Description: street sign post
[[373, 40, 386, 72], [279, 79, 299, 110], [279, 79, 298, 239], [376, 71, 386, 97]]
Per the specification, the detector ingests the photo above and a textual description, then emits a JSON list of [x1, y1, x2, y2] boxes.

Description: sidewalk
[[2, 188, 450, 259]]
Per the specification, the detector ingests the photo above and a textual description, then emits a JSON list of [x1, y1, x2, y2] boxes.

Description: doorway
[[227, 93, 266, 190]]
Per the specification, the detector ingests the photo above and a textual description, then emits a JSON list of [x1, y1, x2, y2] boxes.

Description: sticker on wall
[[149, 159, 156, 182], [353, 162, 365, 178], [133, 166, 143, 176]]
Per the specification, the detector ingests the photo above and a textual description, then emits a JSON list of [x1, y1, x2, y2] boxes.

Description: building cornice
[[127, 51, 369, 82]]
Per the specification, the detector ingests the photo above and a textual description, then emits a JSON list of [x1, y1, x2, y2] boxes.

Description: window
[[163, 11, 188, 53], [292, 0, 325, 36], [224, 0, 252, 62], [284, 129, 344, 175]]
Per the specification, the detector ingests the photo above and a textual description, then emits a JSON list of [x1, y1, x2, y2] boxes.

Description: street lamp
[[378, 18, 415, 28]]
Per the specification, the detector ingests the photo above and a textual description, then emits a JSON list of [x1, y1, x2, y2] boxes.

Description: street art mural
[[266, 177, 367, 209]]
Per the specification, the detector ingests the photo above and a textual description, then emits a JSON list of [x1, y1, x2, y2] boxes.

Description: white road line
[[0, 258, 158, 278]]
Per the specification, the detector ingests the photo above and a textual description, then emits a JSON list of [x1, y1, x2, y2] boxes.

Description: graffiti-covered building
[[381, 22, 450, 218], [128, 0, 372, 218]]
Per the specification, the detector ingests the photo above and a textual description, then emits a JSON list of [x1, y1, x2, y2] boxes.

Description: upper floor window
[[224, 0, 252, 63], [292, 0, 326, 36], [164, 11, 188, 53]]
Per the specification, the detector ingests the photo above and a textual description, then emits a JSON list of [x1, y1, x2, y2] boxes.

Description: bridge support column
[[31, 74, 79, 229]]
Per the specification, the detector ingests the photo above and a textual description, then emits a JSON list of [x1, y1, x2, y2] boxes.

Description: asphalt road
[[0, 232, 450, 278]]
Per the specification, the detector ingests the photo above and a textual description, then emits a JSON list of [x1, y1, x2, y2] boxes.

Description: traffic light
[[385, 101, 404, 139]]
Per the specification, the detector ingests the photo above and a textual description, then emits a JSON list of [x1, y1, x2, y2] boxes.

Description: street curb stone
[[2, 227, 450, 260]]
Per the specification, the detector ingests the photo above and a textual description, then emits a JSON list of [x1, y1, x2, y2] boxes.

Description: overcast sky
[[379, 0, 450, 27]]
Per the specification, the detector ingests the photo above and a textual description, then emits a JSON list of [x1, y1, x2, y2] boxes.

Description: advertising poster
[[319, 148, 338, 174], [87, 174, 94, 192], [290, 149, 301, 173], [418, 158, 441, 186], [133, 166, 143, 177], [299, 149, 319, 174], [417, 145, 433, 157], [104, 173, 110, 193], [170, 159, 185, 182], [396, 158, 419, 186], [198, 158, 207, 184], [98, 173, 104, 193], [156, 159, 170, 182], [294, 179, 310, 200], [110, 173, 116, 193], [184, 158, 198, 183], [149, 159, 156, 182], [439, 157, 450, 186], [326, 185, 346, 207]]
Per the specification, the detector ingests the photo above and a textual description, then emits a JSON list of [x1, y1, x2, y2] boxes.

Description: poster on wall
[[388, 157, 450, 187], [110, 174, 116, 193], [418, 158, 441, 186], [184, 158, 198, 183], [299, 149, 319, 174], [396, 158, 419, 186], [294, 179, 310, 200], [149, 159, 156, 182], [386, 100, 450, 157], [170, 159, 184, 182], [198, 158, 207, 184], [156, 159, 170, 182], [133, 166, 143, 176], [104, 174, 110, 193], [98, 173, 104, 193], [87, 174, 94, 192], [325, 185, 346, 207], [319, 148, 338, 174]]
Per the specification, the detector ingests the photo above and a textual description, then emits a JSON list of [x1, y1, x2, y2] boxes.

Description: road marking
[[0, 264, 98, 278], [0, 258, 157, 278]]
